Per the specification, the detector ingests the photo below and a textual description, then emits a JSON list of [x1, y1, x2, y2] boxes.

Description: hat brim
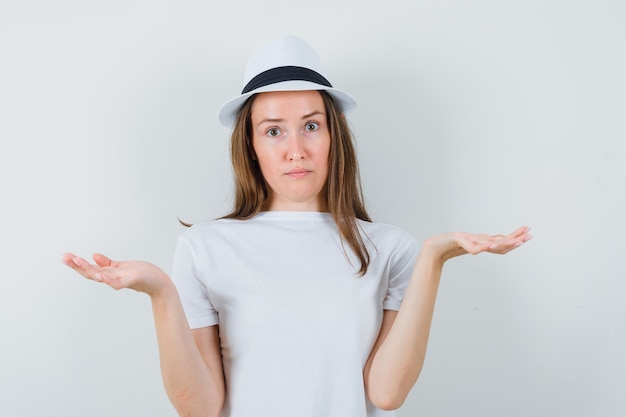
[[217, 80, 358, 128]]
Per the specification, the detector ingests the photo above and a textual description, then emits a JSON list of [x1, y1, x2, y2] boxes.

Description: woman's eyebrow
[[301, 111, 324, 119], [256, 118, 283, 126], [256, 111, 325, 127]]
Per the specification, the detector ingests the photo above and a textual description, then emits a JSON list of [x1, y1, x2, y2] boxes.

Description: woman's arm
[[151, 285, 224, 417], [363, 226, 531, 410], [62, 253, 224, 417]]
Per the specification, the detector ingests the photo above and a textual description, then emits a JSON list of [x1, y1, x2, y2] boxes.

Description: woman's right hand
[[61, 252, 171, 297]]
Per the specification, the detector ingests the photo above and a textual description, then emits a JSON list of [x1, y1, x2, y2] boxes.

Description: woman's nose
[[287, 135, 306, 160]]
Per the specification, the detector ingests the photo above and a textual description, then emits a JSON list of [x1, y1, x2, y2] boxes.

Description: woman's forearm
[[150, 282, 224, 417], [60, 253, 224, 416], [365, 227, 530, 410], [365, 242, 444, 410]]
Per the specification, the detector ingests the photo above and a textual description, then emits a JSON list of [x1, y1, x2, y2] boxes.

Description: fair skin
[[62, 90, 532, 415], [251, 90, 330, 211]]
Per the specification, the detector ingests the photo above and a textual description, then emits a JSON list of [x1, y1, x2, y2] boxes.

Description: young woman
[[62, 35, 531, 417]]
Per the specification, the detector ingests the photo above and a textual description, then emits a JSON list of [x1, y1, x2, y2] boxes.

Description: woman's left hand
[[61, 252, 171, 297], [423, 226, 532, 263]]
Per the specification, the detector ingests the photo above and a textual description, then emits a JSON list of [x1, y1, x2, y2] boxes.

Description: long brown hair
[[222, 91, 373, 275]]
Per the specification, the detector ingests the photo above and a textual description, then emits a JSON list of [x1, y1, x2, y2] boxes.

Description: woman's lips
[[285, 168, 311, 179]]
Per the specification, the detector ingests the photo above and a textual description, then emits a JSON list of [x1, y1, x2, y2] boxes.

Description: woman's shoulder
[[358, 219, 418, 249], [177, 217, 245, 242], [359, 218, 412, 237]]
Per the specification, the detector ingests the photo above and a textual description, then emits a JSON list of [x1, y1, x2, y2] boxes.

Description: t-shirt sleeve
[[171, 235, 219, 328], [382, 231, 419, 311]]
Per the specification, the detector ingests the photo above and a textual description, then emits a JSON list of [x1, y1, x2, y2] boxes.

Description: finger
[[489, 236, 530, 253], [61, 253, 89, 271], [61, 252, 77, 266], [72, 256, 92, 268], [93, 253, 113, 267], [495, 226, 531, 248], [68, 256, 105, 281], [507, 226, 530, 239], [520, 233, 533, 244], [511, 227, 533, 246], [97, 272, 127, 291], [96, 272, 115, 288]]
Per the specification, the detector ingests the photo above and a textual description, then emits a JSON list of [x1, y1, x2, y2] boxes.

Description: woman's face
[[251, 90, 330, 211]]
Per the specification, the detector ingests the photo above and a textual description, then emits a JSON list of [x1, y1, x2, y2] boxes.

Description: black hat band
[[241, 66, 332, 94]]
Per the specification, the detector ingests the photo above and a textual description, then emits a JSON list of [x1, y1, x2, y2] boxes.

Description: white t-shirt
[[171, 211, 419, 417]]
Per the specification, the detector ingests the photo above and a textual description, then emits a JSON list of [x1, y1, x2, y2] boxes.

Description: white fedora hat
[[217, 35, 358, 127]]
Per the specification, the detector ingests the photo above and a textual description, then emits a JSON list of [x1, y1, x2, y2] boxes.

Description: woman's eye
[[305, 122, 319, 132], [267, 128, 281, 137]]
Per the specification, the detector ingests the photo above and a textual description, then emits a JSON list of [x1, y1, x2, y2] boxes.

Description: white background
[[1, 1, 624, 416]]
